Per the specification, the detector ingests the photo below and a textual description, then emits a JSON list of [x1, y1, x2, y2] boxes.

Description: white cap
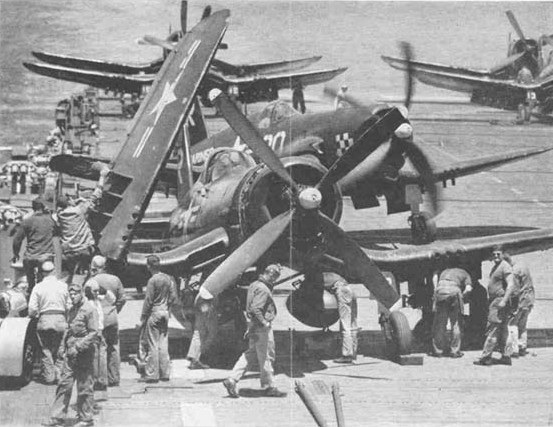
[[41, 261, 55, 272]]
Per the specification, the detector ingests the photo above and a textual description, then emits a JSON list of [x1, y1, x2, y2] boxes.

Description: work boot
[[496, 356, 512, 366], [473, 357, 493, 366], [223, 378, 239, 398], [74, 420, 94, 427], [189, 360, 210, 370], [519, 348, 529, 357], [333, 356, 353, 364], [449, 352, 464, 359], [265, 387, 287, 398]]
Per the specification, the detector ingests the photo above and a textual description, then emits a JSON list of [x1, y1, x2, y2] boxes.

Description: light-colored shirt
[[488, 260, 513, 300], [28, 275, 70, 317], [28, 275, 70, 331], [90, 273, 126, 327]]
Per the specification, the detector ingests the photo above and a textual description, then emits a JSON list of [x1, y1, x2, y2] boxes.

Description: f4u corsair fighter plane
[[382, 10, 553, 121], [23, 1, 346, 107], [37, 8, 553, 372]]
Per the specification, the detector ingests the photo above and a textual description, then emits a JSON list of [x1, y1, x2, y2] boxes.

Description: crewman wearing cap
[[87, 255, 126, 386], [12, 196, 57, 294], [334, 84, 349, 110], [45, 282, 99, 427], [28, 261, 70, 384], [223, 264, 286, 398], [56, 165, 109, 283], [140, 255, 178, 383], [324, 272, 359, 364]]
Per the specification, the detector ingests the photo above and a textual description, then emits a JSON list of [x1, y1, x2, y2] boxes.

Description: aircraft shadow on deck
[[348, 225, 534, 250]]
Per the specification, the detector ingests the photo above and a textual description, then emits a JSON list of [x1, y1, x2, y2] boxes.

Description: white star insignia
[[150, 81, 177, 125]]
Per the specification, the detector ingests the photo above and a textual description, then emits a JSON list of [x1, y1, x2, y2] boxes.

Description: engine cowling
[[232, 156, 343, 240], [286, 287, 339, 328]]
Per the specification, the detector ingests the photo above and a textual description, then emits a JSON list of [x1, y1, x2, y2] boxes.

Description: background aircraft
[[382, 11, 553, 121], [23, 1, 346, 107]]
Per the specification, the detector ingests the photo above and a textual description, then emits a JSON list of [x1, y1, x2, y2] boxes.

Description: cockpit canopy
[[201, 148, 256, 184], [256, 100, 299, 129]]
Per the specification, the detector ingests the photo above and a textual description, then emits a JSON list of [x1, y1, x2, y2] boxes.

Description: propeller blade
[[180, 0, 188, 34], [506, 10, 527, 45], [489, 51, 526, 74], [317, 107, 408, 189], [143, 35, 175, 51], [399, 41, 414, 109], [322, 85, 368, 110], [197, 210, 294, 300], [209, 89, 299, 192], [318, 213, 400, 310], [402, 141, 441, 217], [201, 5, 212, 20]]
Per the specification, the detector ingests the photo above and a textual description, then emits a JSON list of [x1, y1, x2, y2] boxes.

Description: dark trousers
[[23, 256, 50, 293], [62, 246, 93, 283], [36, 329, 64, 383], [103, 325, 121, 385], [49, 349, 95, 422]]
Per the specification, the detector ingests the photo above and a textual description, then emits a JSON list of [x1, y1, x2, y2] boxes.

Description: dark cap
[[146, 254, 161, 268], [32, 197, 45, 210]]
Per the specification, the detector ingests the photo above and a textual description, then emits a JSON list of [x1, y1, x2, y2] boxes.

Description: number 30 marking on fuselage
[[234, 131, 286, 153]]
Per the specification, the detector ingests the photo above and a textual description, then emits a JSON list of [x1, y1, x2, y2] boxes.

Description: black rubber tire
[[387, 311, 413, 357]]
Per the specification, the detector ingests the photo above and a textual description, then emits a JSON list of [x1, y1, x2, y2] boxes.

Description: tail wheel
[[383, 310, 413, 358]]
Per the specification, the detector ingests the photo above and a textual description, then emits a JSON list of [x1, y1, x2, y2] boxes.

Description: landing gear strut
[[408, 211, 436, 245]]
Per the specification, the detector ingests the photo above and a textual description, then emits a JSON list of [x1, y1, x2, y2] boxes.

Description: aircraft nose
[[394, 122, 413, 139]]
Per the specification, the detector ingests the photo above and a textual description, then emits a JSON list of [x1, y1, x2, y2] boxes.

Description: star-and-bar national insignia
[[97, 10, 230, 260]]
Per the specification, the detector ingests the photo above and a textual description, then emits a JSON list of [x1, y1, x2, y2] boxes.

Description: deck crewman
[[140, 255, 177, 383], [12, 197, 57, 294], [43, 283, 99, 427], [430, 263, 472, 358], [474, 246, 517, 366], [223, 264, 287, 398], [56, 166, 109, 283], [503, 251, 535, 357], [28, 260, 70, 385], [87, 255, 126, 386], [324, 272, 359, 364]]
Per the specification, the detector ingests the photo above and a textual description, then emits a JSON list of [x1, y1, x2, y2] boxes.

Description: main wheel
[[382, 310, 413, 359]]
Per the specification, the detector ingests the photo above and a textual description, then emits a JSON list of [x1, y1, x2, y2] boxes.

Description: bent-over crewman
[[430, 264, 472, 358], [324, 272, 358, 363]]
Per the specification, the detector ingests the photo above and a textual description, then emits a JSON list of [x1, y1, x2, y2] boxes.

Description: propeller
[[400, 41, 414, 110], [323, 41, 441, 218], [196, 89, 422, 308], [505, 10, 538, 70]]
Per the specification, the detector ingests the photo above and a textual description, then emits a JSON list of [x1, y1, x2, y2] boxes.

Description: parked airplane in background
[[382, 11, 553, 121], [23, 1, 346, 107]]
